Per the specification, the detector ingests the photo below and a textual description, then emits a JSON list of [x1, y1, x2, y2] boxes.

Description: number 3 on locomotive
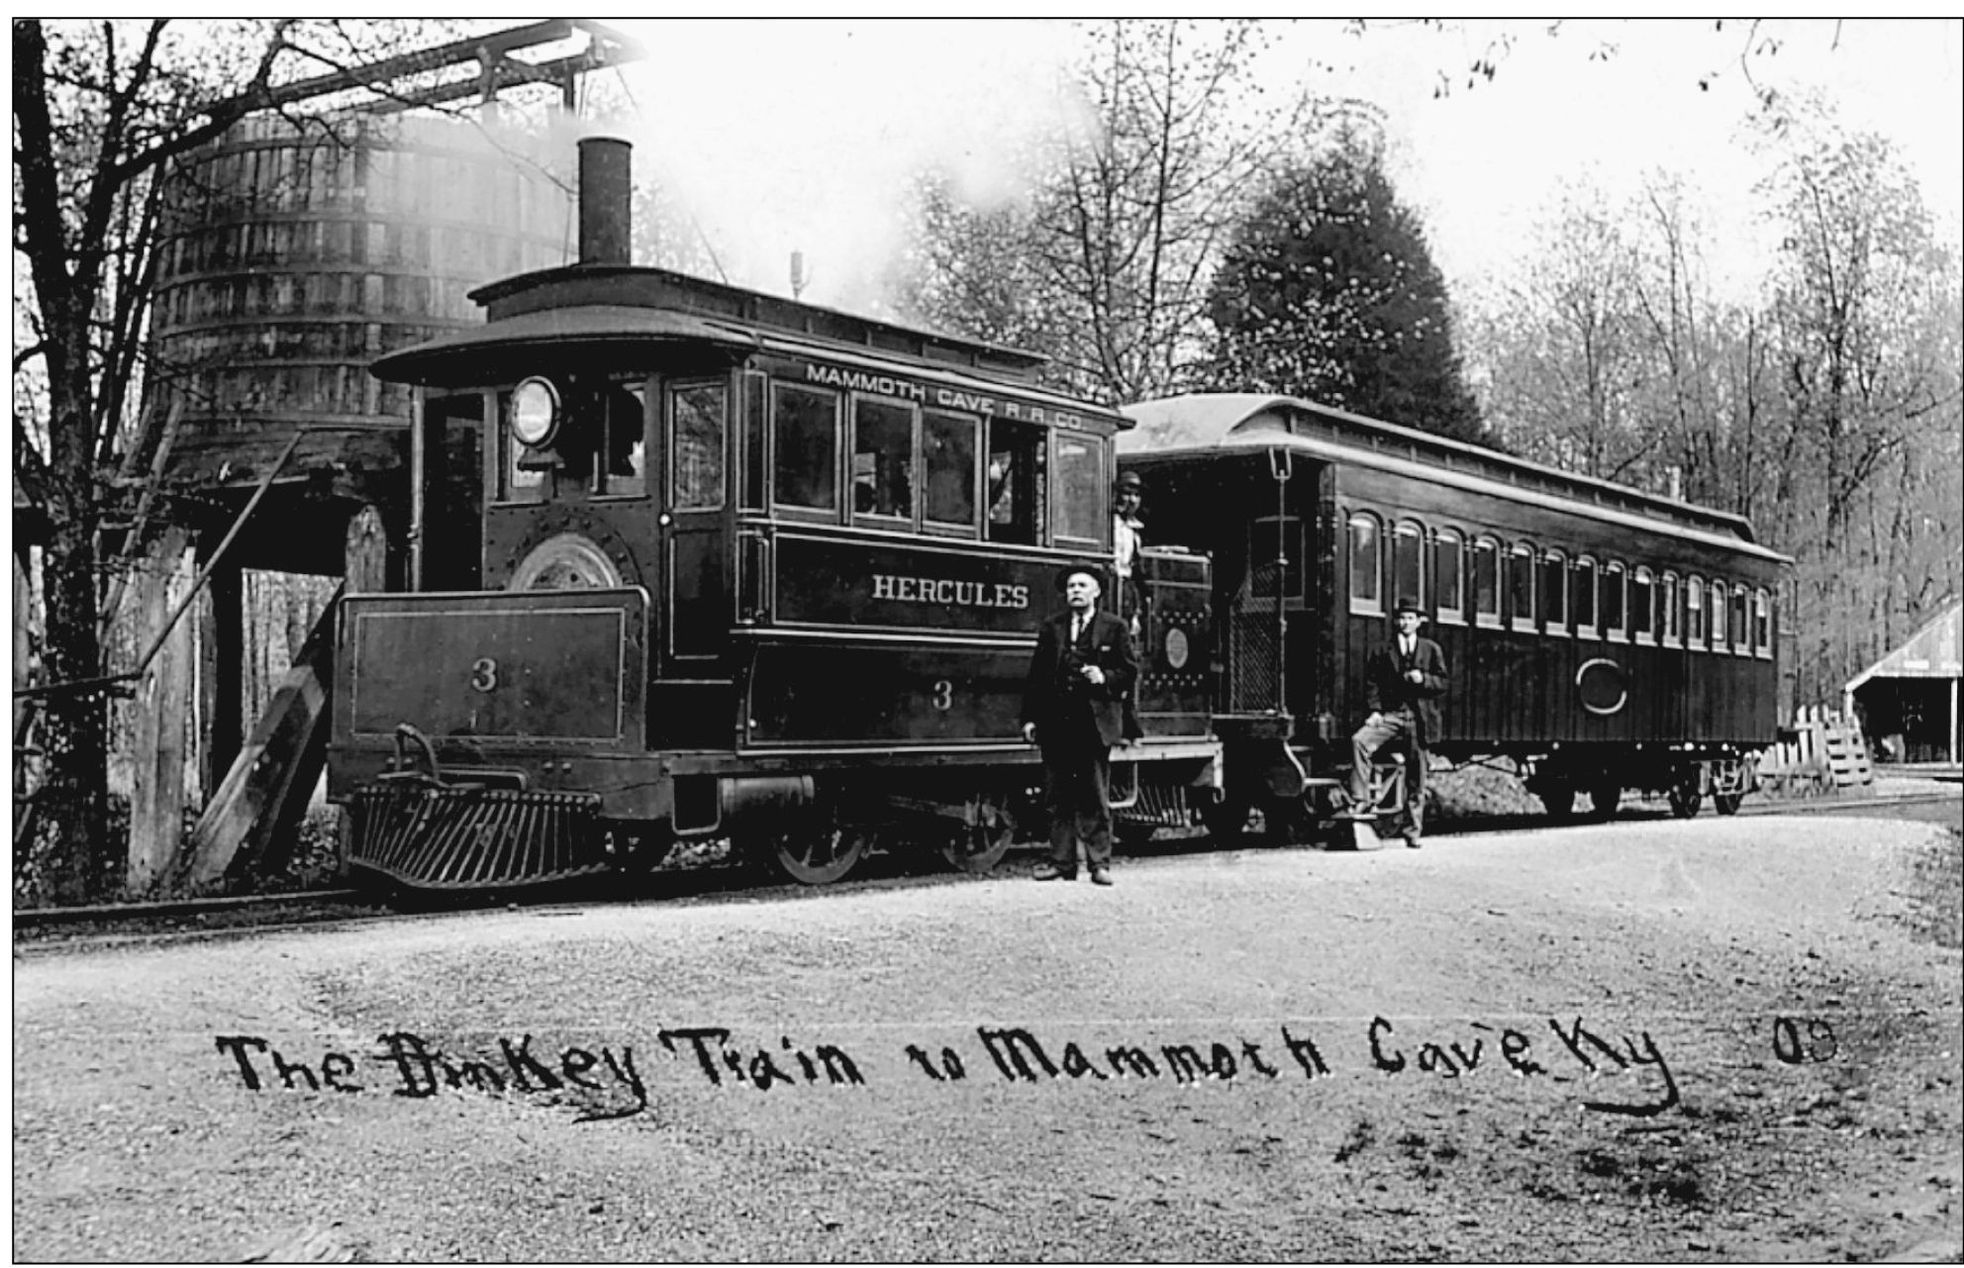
[[931, 679, 953, 711], [470, 657, 499, 692]]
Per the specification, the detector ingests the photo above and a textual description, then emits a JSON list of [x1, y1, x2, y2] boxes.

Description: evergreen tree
[[1203, 129, 1483, 441]]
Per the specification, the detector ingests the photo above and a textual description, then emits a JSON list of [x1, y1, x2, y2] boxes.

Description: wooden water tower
[[111, 21, 645, 889]]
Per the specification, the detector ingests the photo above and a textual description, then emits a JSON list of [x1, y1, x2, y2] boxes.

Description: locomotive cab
[[326, 138, 1221, 890]]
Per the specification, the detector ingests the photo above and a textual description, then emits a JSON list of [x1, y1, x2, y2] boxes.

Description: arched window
[[1661, 572, 1681, 648], [1509, 542, 1537, 631], [1708, 580, 1728, 654], [1573, 555, 1598, 638], [1541, 549, 1568, 635], [1754, 588, 1774, 659], [1472, 536, 1502, 628], [1602, 561, 1627, 641], [1631, 567, 1656, 645], [1730, 583, 1750, 655], [1685, 575, 1705, 647], [1347, 512, 1382, 615], [1392, 520, 1425, 611], [1433, 529, 1465, 625]]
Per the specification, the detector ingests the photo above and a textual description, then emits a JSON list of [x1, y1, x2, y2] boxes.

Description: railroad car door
[[1228, 448, 1310, 716]]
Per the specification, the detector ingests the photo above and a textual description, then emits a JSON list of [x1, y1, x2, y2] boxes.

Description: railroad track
[[15, 790, 1956, 951]]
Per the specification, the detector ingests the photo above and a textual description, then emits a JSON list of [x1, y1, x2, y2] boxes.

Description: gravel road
[[13, 811, 1961, 1263]]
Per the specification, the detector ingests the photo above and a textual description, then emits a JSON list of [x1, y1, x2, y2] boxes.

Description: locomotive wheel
[[1588, 777, 1621, 821], [1712, 792, 1744, 816], [756, 814, 868, 886], [1201, 792, 1252, 842], [1537, 785, 1576, 819], [1667, 772, 1703, 819], [941, 820, 1014, 874]]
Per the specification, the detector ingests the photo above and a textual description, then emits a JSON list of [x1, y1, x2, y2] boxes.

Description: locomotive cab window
[[1433, 529, 1464, 625], [1541, 549, 1568, 635], [773, 382, 841, 516], [852, 396, 916, 524], [670, 380, 726, 511], [1347, 512, 1382, 615], [592, 378, 648, 498], [986, 418, 1045, 545], [1471, 536, 1501, 628], [922, 410, 980, 536], [495, 374, 646, 502], [1051, 431, 1106, 548], [1508, 543, 1536, 632]]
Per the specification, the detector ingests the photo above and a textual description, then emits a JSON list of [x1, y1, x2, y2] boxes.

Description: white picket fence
[[1756, 705, 1875, 797]]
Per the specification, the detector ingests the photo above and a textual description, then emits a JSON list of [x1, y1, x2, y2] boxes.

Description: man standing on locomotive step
[[1345, 596, 1449, 848], [1022, 566, 1138, 885], [1111, 470, 1147, 745]]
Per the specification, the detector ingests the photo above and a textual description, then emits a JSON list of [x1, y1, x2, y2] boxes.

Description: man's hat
[[1114, 470, 1143, 491], [1393, 595, 1425, 616], [1055, 564, 1107, 594]]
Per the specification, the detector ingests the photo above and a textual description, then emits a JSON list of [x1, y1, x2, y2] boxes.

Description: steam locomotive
[[326, 137, 1786, 892]]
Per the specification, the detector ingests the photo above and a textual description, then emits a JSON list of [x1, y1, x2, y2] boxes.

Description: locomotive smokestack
[[577, 135, 632, 267]]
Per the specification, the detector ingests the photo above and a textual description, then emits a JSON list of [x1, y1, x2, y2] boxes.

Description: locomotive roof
[[372, 263, 1119, 421], [1120, 393, 1789, 565]]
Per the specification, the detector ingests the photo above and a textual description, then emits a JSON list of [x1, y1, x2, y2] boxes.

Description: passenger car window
[[1541, 550, 1568, 633], [1348, 513, 1382, 614], [1051, 432, 1105, 546], [1471, 537, 1501, 627], [986, 418, 1045, 545], [1508, 543, 1536, 631], [1433, 530, 1464, 624], [922, 411, 979, 532]]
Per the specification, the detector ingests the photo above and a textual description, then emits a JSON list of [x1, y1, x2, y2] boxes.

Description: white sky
[[595, 18, 1962, 314]]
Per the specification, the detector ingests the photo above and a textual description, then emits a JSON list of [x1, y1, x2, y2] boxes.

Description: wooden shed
[[1844, 601, 1962, 766]]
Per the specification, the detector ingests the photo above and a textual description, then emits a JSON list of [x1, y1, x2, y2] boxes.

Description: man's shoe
[[1404, 836, 1422, 850], [1033, 862, 1075, 881], [1089, 867, 1113, 887]]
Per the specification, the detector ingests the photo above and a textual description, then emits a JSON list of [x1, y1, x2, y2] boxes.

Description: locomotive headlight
[[509, 376, 561, 448]]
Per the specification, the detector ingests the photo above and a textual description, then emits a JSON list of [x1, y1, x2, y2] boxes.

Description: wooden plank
[[177, 594, 337, 893], [127, 527, 195, 895]]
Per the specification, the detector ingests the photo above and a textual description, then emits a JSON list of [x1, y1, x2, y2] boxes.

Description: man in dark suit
[[1021, 566, 1139, 885], [1345, 596, 1449, 847]]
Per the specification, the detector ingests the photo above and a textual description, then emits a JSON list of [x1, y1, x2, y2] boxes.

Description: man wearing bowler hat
[[1021, 565, 1138, 885], [1344, 596, 1449, 847]]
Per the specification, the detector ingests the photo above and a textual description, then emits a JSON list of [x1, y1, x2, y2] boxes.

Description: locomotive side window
[[670, 381, 726, 511], [1433, 529, 1465, 624], [1661, 572, 1682, 647], [1602, 561, 1627, 641], [1685, 575, 1706, 647], [986, 418, 1045, 545], [1707, 580, 1727, 653], [1754, 588, 1773, 659], [1051, 432, 1106, 547], [1508, 542, 1536, 632], [1573, 556, 1598, 638], [1541, 549, 1568, 635], [498, 385, 546, 502], [1347, 513, 1382, 614], [852, 397, 916, 523], [1471, 536, 1501, 628], [773, 382, 840, 514], [1631, 567, 1656, 645], [922, 410, 980, 535], [1392, 521, 1424, 614], [1252, 516, 1306, 600]]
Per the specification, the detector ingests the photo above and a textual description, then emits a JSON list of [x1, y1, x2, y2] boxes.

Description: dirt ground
[[12, 808, 1962, 1263]]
